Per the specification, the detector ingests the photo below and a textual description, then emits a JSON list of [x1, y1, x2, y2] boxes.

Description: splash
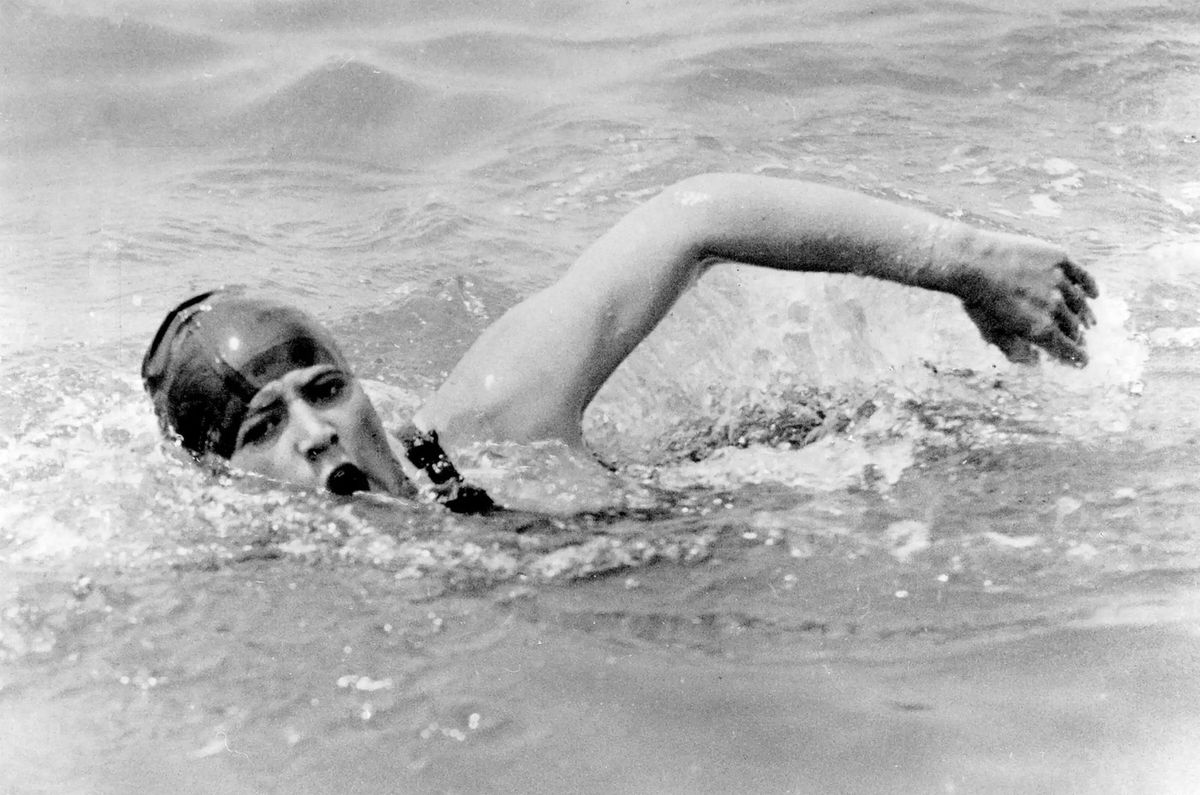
[[585, 262, 1146, 491]]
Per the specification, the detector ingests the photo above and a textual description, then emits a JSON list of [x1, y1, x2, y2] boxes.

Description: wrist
[[923, 221, 983, 298]]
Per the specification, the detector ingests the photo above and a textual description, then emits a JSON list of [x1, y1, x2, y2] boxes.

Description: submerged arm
[[417, 173, 1097, 449]]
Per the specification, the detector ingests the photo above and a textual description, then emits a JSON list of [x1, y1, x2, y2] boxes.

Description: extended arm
[[415, 173, 1097, 449]]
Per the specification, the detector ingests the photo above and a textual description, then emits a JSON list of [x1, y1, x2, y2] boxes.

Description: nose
[[291, 403, 339, 461]]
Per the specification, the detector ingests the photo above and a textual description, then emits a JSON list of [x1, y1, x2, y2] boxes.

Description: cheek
[[228, 445, 276, 478], [229, 441, 306, 483], [339, 399, 392, 453]]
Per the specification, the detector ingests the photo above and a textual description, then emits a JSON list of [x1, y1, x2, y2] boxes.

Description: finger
[[1060, 281, 1096, 326], [1033, 325, 1088, 367], [1059, 258, 1099, 298], [1053, 302, 1083, 343], [996, 335, 1039, 365]]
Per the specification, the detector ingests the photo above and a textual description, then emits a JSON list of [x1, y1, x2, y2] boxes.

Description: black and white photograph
[[2, 0, 1197, 791]]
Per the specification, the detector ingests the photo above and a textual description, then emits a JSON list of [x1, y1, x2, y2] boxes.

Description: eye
[[238, 410, 283, 448], [305, 372, 348, 405]]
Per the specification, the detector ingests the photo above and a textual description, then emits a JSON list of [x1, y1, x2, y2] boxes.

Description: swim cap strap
[[142, 290, 221, 391], [395, 424, 494, 514]]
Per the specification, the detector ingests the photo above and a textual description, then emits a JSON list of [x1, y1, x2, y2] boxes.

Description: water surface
[[2, 0, 1199, 791]]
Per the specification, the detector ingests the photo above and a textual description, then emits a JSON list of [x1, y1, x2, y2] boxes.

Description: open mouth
[[326, 462, 370, 496]]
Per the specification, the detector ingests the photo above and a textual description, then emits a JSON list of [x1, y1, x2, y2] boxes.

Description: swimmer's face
[[228, 365, 405, 496]]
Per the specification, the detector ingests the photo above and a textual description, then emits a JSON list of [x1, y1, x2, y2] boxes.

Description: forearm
[[611, 173, 1091, 368], [667, 173, 977, 295], [550, 173, 984, 373]]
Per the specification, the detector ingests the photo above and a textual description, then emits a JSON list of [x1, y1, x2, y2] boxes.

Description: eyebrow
[[244, 365, 342, 412], [245, 385, 286, 414]]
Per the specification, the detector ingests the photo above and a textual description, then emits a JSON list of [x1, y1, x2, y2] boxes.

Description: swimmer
[[143, 173, 1098, 511]]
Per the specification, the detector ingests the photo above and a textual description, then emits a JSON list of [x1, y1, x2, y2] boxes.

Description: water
[[2, 0, 1200, 791]]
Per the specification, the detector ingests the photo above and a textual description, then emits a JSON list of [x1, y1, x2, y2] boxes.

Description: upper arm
[[416, 178, 716, 449]]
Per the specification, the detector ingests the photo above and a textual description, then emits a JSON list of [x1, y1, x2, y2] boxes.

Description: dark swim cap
[[142, 291, 350, 460]]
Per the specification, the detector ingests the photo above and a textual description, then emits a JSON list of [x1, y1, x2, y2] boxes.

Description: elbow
[[662, 173, 741, 205], [651, 174, 736, 258]]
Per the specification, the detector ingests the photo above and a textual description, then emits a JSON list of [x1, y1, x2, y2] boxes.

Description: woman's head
[[142, 291, 408, 495]]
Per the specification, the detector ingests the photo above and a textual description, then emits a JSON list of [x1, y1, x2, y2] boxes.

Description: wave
[[0, 1, 224, 148], [207, 0, 607, 34], [381, 30, 555, 76], [224, 59, 522, 163], [0, 3, 524, 157], [984, 19, 1200, 104], [658, 47, 975, 105], [0, 1, 224, 78]]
